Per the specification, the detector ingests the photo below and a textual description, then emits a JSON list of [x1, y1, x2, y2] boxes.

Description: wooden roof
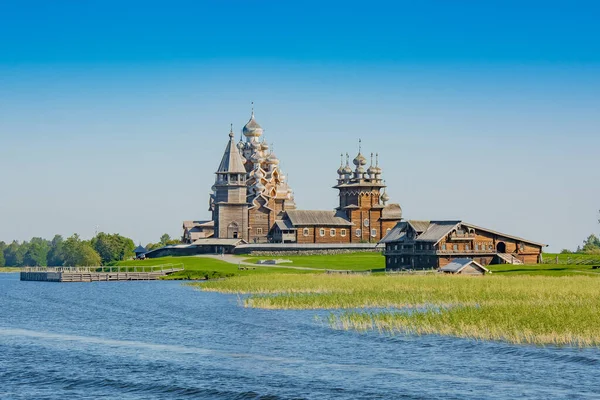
[[285, 210, 353, 227], [439, 258, 489, 274]]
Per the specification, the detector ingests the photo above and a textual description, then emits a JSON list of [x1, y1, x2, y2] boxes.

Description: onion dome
[[381, 190, 390, 204], [250, 151, 264, 164], [254, 168, 265, 180], [261, 141, 269, 151], [353, 152, 367, 167], [266, 151, 280, 165], [367, 153, 378, 176], [373, 153, 383, 174], [237, 140, 245, 151], [280, 173, 287, 183], [243, 110, 263, 139], [337, 153, 345, 175]]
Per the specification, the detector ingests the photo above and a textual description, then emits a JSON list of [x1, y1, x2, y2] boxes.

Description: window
[[341, 229, 347, 237], [453, 244, 458, 251], [394, 245, 398, 251], [303, 228, 309, 237], [330, 228, 336, 237], [356, 229, 362, 237], [364, 219, 370, 227], [519, 243, 525, 251], [465, 244, 470, 251], [256, 228, 263, 235], [442, 244, 447, 251], [319, 228, 325, 237], [371, 229, 377, 237], [488, 244, 493, 250]]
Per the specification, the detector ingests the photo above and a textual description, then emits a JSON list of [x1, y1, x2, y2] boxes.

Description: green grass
[[243, 252, 384, 271], [113, 252, 600, 280], [197, 273, 600, 347], [488, 263, 600, 276], [542, 252, 600, 264], [115, 256, 317, 280], [0, 267, 21, 273]]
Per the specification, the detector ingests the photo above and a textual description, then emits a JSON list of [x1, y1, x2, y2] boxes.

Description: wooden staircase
[[497, 253, 523, 265]]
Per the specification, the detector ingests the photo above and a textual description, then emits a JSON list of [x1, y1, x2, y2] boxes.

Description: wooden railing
[[22, 263, 184, 273]]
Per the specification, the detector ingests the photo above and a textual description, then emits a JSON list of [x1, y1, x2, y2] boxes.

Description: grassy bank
[[114, 252, 600, 279], [197, 274, 600, 346], [0, 267, 22, 273], [244, 252, 383, 271], [116, 256, 316, 280]]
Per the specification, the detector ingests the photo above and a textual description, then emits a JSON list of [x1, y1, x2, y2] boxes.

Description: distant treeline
[[0, 233, 180, 267], [561, 234, 600, 255]]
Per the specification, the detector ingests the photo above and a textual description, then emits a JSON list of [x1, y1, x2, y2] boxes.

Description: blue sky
[[0, 0, 599, 251]]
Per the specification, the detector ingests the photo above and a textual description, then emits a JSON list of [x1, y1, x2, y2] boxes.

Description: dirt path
[[194, 254, 324, 271]]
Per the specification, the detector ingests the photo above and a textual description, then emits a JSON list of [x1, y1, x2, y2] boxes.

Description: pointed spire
[[359, 138, 362, 153], [229, 123, 234, 138], [251, 101, 255, 118], [346, 153, 350, 166], [217, 128, 247, 174], [370, 152, 374, 167], [376, 153, 379, 167], [340, 153, 344, 166]]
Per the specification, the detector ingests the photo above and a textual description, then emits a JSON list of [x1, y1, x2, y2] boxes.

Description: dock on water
[[20, 264, 184, 282]]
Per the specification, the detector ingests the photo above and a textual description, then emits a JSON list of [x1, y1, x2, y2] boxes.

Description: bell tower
[[335, 141, 401, 242], [211, 126, 249, 241]]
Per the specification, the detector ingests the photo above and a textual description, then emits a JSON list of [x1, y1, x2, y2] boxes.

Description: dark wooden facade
[[382, 220, 545, 269]]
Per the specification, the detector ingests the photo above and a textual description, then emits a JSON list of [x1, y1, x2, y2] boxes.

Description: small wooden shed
[[439, 258, 489, 275]]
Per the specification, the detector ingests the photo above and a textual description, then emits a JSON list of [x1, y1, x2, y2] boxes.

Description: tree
[[62, 234, 101, 267], [160, 234, 171, 246], [91, 232, 135, 264], [580, 234, 600, 254], [23, 237, 50, 266], [47, 235, 65, 266], [4, 241, 25, 267], [0, 241, 6, 267]]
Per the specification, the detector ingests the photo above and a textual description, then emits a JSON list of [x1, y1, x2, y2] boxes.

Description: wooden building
[[439, 258, 489, 275], [184, 110, 402, 245], [381, 220, 545, 269]]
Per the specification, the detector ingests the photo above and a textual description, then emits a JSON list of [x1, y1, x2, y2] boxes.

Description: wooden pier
[[20, 264, 184, 282]]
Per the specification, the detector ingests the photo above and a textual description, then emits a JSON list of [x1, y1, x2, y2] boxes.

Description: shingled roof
[[380, 221, 408, 243], [217, 133, 246, 174], [380, 219, 546, 247], [415, 221, 461, 242], [285, 210, 353, 227]]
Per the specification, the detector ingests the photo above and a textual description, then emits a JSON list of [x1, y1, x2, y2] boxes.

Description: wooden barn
[[381, 220, 546, 270]]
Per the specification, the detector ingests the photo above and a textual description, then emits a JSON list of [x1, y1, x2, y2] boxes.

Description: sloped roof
[[192, 238, 246, 246], [415, 221, 461, 242], [461, 222, 546, 247], [381, 203, 402, 220], [379, 221, 408, 243], [285, 210, 353, 227], [408, 220, 431, 233], [183, 220, 214, 229], [439, 258, 489, 273], [275, 219, 296, 231], [134, 245, 146, 254], [217, 135, 247, 174]]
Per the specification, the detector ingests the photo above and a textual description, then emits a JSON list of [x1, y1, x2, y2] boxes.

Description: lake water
[[1, 273, 599, 399]]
